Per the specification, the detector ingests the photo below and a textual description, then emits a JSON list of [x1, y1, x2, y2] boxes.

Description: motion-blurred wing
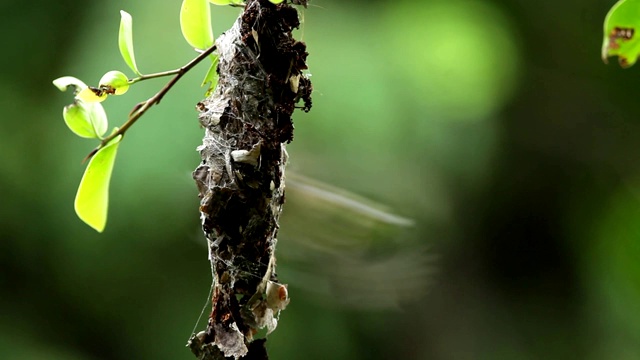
[[278, 173, 435, 309]]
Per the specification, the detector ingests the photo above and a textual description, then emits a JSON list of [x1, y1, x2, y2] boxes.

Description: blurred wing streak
[[286, 173, 414, 227], [285, 248, 436, 309], [278, 173, 434, 310]]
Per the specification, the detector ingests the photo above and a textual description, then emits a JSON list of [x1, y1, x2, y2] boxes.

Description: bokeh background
[[2, 0, 639, 359]]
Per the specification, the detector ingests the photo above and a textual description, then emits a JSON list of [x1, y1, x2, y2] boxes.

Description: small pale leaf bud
[[99, 70, 130, 95]]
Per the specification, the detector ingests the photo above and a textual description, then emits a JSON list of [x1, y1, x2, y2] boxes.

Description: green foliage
[[602, 0, 640, 67], [179, 0, 220, 96], [118, 10, 141, 75], [74, 135, 123, 233], [202, 55, 219, 96], [180, 0, 214, 50], [54, 76, 108, 139], [76, 87, 108, 103], [62, 101, 108, 139], [99, 70, 130, 95], [54, 12, 144, 232], [53, 7, 222, 232], [52, 76, 88, 92]]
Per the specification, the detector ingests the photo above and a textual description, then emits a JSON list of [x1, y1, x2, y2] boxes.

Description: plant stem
[[94, 44, 218, 152], [128, 69, 181, 84]]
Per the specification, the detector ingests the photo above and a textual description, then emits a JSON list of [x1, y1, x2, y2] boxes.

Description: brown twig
[[85, 44, 218, 159]]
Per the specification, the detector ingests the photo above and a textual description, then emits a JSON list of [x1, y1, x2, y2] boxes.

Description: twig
[[128, 69, 181, 84], [89, 44, 218, 156]]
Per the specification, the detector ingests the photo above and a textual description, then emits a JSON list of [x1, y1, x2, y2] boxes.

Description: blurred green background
[[2, 0, 639, 359]]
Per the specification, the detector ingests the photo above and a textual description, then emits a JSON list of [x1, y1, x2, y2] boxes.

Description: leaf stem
[[128, 69, 182, 84], [95, 44, 218, 154]]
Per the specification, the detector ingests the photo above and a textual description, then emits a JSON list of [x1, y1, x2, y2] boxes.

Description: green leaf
[[76, 87, 108, 103], [75, 135, 122, 232], [602, 0, 640, 67], [119, 10, 141, 75], [86, 102, 108, 138], [99, 70, 130, 95], [63, 101, 106, 139], [202, 54, 219, 96], [53, 76, 88, 94], [269, 0, 284, 4], [180, 0, 214, 50]]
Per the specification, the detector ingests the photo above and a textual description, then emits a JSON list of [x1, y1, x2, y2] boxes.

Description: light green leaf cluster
[[602, 0, 640, 67], [53, 5, 228, 232], [53, 76, 109, 139], [54, 76, 122, 232], [52, 10, 149, 232]]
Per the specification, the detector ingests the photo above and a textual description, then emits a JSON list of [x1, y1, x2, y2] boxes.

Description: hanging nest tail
[[189, 0, 312, 359]]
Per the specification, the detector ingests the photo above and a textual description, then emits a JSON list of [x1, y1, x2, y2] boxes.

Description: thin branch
[[91, 44, 218, 154], [128, 69, 181, 84]]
